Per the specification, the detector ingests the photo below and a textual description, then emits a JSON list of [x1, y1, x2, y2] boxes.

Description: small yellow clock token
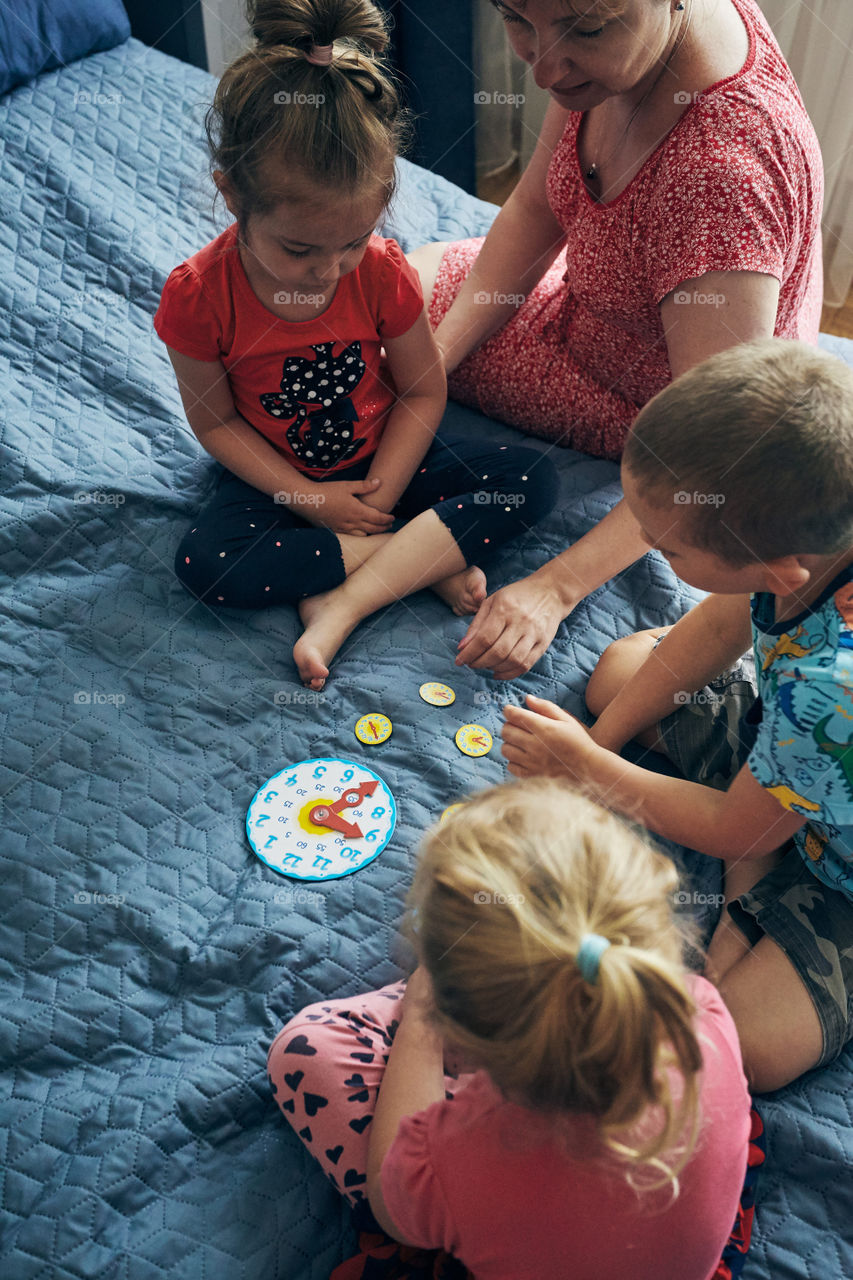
[[440, 802, 465, 822], [455, 724, 493, 757], [354, 713, 393, 745], [419, 681, 456, 707]]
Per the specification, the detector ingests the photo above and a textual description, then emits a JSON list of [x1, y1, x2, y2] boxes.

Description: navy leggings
[[175, 434, 559, 608]]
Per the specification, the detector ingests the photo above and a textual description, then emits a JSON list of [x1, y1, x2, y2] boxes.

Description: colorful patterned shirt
[[748, 566, 853, 899]]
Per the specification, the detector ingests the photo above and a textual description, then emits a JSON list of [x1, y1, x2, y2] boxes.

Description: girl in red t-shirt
[[154, 0, 557, 688], [268, 778, 758, 1280]]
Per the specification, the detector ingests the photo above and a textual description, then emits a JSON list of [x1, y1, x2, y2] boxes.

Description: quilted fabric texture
[[0, 36, 851, 1280]]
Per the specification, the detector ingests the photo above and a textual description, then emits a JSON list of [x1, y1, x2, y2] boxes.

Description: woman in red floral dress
[[409, 0, 822, 678]]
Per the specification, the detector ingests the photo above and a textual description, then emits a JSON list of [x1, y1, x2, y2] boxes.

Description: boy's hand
[[502, 694, 596, 781], [301, 478, 394, 536]]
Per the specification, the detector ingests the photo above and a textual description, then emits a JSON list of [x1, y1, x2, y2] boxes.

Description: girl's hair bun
[[206, 0, 410, 230], [247, 0, 388, 58]]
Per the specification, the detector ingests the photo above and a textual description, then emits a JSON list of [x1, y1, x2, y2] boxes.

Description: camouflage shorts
[[657, 649, 760, 792], [657, 648, 853, 1064], [730, 846, 853, 1065]]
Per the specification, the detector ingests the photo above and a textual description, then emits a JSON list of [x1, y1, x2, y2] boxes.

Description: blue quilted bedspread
[[1, 37, 851, 1280]]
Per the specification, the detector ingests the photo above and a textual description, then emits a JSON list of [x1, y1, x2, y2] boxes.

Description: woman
[[408, 0, 822, 678]]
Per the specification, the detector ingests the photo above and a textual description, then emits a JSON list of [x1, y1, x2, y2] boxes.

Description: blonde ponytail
[[405, 779, 704, 1190]]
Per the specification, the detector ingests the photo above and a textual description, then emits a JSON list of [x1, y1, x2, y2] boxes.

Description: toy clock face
[[246, 758, 396, 881]]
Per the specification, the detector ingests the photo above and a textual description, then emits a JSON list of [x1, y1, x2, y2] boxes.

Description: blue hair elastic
[[577, 933, 611, 983]]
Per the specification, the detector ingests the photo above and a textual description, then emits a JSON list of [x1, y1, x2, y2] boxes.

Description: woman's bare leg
[[405, 241, 451, 313]]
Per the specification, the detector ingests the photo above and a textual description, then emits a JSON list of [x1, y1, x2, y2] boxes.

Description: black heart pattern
[[281, 1098, 295, 1113], [268, 1075, 278, 1095], [303, 1092, 329, 1117], [298, 1126, 312, 1142], [344, 1168, 367, 1187], [283, 1034, 316, 1056], [344, 1073, 365, 1088], [350, 1051, 374, 1064], [349, 1115, 372, 1134], [326, 1144, 344, 1164], [284, 1070, 304, 1091]]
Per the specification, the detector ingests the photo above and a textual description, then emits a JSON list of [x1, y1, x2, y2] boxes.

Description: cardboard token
[[354, 713, 392, 745], [419, 681, 456, 707], [455, 724, 493, 757]]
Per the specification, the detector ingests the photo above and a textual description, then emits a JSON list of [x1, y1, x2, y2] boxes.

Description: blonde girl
[[154, 0, 557, 688], [268, 779, 753, 1279]]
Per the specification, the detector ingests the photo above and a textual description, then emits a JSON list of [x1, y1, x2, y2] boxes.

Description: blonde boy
[[502, 339, 853, 1093]]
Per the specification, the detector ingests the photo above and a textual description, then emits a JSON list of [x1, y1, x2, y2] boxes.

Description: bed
[[1, 10, 851, 1278]]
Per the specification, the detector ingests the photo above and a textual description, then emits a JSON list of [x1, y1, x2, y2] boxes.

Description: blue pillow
[[0, 0, 130, 96]]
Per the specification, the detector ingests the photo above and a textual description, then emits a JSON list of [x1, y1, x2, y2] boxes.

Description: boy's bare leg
[[715, 935, 824, 1092], [705, 851, 784, 984], [295, 510, 466, 687], [585, 627, 673, 751]]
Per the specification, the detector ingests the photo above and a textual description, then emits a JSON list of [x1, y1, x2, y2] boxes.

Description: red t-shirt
[[153, 226, 423, 478], [381, 975, 750, 1280]]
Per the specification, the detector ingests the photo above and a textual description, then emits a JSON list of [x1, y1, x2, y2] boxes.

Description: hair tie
[[305, 43, 334, 66], [577, 933, 611, 983]]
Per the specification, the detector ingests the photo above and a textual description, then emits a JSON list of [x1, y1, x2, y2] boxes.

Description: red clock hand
[[330, 780, 378, 814], [309, 804, 363, 839]]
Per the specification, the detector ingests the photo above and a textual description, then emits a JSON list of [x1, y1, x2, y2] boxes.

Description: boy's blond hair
[[206, 0, 410, 231], [405, 779, 703, 1191], [623, 339, 853, 566]]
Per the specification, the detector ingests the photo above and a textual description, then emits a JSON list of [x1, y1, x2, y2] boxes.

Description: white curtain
[[758, 0, 853, 306], [476, 1, 853, 307], [201, 0, 251, 79]]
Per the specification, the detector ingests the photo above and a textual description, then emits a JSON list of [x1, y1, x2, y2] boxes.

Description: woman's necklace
[[585, 0, 694, 187]]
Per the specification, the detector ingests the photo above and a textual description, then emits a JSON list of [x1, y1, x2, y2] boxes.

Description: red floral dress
[[429, 0, 823, 459]]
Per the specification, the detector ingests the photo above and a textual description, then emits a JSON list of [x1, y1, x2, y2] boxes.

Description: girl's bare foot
[[295, 590, 359, 689], [431, 566, 487, 617]]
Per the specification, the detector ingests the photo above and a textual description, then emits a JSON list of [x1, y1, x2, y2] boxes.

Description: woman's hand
[[501, 695, 597, 781], [301, 477, 394, 536], [456, 575, 572, 679]]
